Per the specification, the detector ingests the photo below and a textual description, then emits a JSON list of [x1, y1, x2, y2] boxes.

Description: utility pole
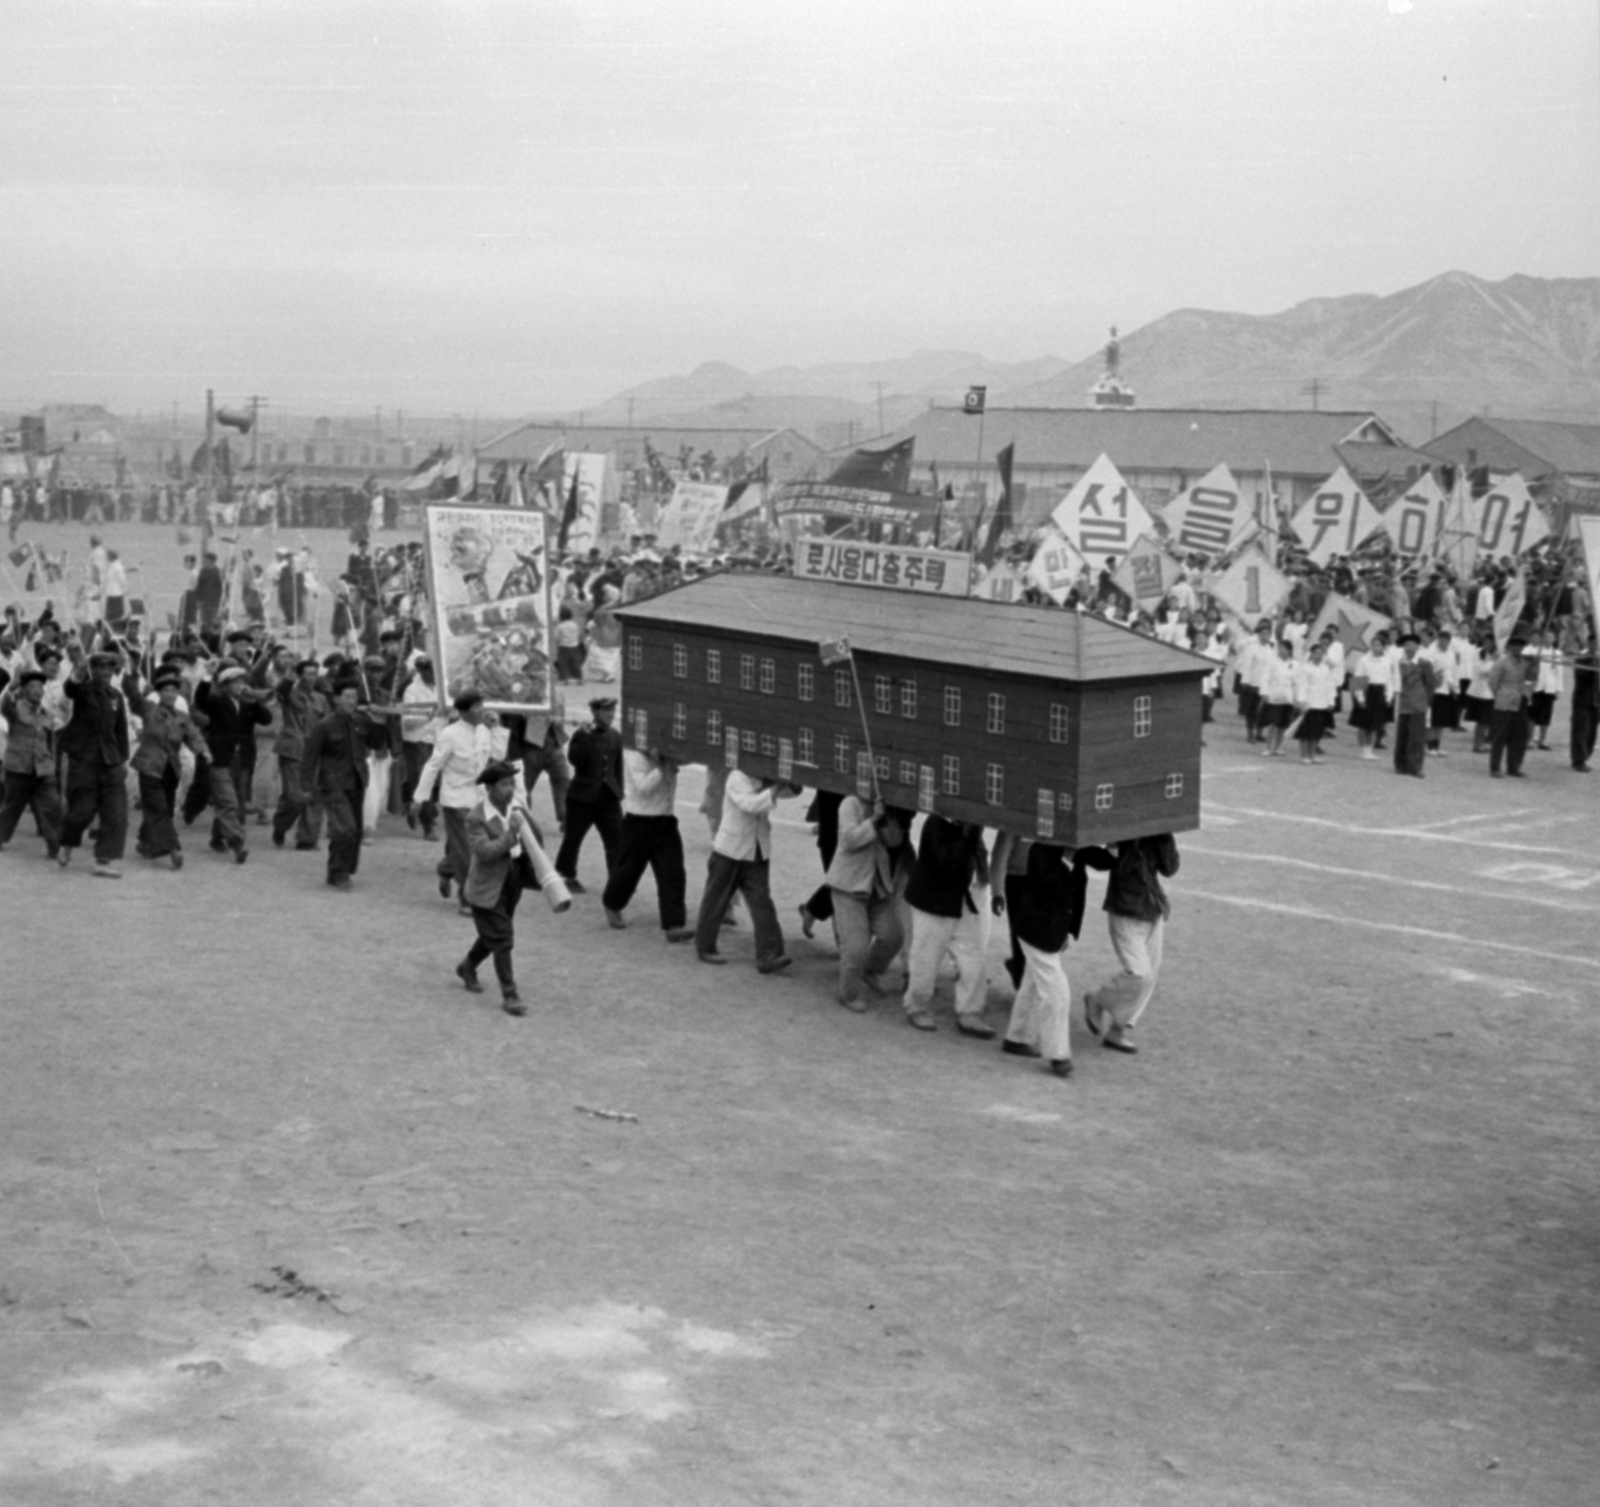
[[874, 381, 885, 436], [1430, 400, 1438, 439], [248, 395, 265, 474], [1301, 376, 1323, 411]]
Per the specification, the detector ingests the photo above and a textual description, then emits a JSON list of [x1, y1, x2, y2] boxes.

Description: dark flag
[[557, 468, 581, 553], [825, 436, 914, 494], [979, 444, 1015, 565], [215, 406, 254, 434], [963, 385, 987, 415]]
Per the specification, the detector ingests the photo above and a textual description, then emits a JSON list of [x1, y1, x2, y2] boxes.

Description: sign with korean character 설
[[1049, 453, 1153, 570]]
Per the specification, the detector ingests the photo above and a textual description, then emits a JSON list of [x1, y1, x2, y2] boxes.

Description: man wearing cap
[[132, 669, 211, 868], [455, 760, 545, 1015], [601, 746, 693, 941], [56, 647, 131, 877], [1392, 632, 1438, 778], [554, 696, 623, 893], [411, 689, 493, 911], [194, 665, 272, 862], [0, 668, 64, 858], [271, 657, 327, 849], [301, 679, 370, 889], [399, 655, 442, 840], [1487, 633, 1533, 778]]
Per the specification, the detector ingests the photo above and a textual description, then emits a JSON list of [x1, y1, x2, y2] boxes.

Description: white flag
[[1049, 454, 1152, 570], [1210, 543, 1292, 624], [1289, 466, 1382, 567], [1025, 528, 1088, 605], [1476, 473, 1549, 559], [1381, 472, 1445, 557], [1163, 463, 1251, 557], [1436, 469, 1480, 578]]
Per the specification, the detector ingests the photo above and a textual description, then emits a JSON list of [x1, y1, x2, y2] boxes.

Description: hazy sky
[[2, 0, 1597, 418]]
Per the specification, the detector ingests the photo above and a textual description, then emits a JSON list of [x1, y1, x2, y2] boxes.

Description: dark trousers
[[401, 742, 436, 833], [520, 745, 571, 826], [0, 770, 63, 853], [1004, 872, 1027, 990], [209, 761, 248, 852], [601, 813, 687, 929], [323, 782, 363, 883], [274, 756, 322, 846], [694, 853, 784, 965], [1489, 708, 1530, 776], [136, 769, 181, 857], [437, 806, 471, 889], [1571, 699, 1598, 769], [60, 759, 128, 862], [467, 869, 525, 993], [555, 794, 623, 882], [1393, 711, 1427, 776]]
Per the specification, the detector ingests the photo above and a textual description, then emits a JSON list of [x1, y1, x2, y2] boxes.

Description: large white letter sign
[[1049, 454, 1153, 570], [1291, 467, 1381, 566], [1164, 463, 1249, 557], [1382, 472, 1444, 557], [1475, 473, 1549, 558]]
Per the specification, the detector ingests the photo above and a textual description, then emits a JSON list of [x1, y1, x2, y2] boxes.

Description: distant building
[[249, 414, 422, 488], [479, 421, 821, 486], [895, 406, 1435, 527], [1423, 416, 1600, 516]]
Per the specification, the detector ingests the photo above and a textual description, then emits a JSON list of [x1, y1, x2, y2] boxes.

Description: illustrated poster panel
[[424, 502, 552, 714]]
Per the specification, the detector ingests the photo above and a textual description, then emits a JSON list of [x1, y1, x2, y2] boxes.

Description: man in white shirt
[[1235, 620, 1275, 743], [692, 768, 800, 971], [399, 656, 443, 840], [411, 689, 492, 913], [600, 748, 693, 941]]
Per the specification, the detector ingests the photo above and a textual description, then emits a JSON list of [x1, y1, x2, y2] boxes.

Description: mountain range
[[577, 271, 1600, 450]]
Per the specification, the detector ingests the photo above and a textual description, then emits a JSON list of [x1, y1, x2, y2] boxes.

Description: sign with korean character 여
[[794, 539, 972, 598]]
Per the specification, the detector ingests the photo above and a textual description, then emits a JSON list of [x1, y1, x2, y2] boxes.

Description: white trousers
[[905, 890, 991, 1019], [363, 753, 393, 833], [1007, 939, 1073, 1062], [1095, 913, 1165, 1029]]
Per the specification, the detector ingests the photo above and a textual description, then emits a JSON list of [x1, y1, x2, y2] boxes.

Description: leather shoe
[[1102, 1025, 1138, 1054], [1049, 1058, 1074, 1078], [234, 847, 249, 864], [438, 874, 453, 898], [457, 901, 473, 916], [905, 1008, 937, 1031], [837, 994, 870, 1013], [272, 830, 285, 848], [664, 927, 695, 944], [1002, 1039, 1040, 1058], [956, 1015, 996, 1040], [604, 906, 627, 930], [294, 841, 318, 851], [1083, 991, 1105, 1039], [696, 950, 726, 966], [798, 904, 816, 940], [328, 876, 353, 891], [455, 961, 484, 994], [501, 992, 527, 1017], [757, 955, 793, 975]]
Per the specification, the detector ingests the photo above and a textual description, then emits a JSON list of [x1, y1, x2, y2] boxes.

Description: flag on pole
[[978, 444, 1014, 566], [1163, 463, 1251, 557], [962, 386, 986, 415], [1288, 466, 1382, 567], [1025, 527, 1088, 605], [1493, 567, 1528, 650], [557, 469, 581, 554], [1210, 542, 1292, 624], [818, 635, 853, 666], [1049, 454, 1153, 570]]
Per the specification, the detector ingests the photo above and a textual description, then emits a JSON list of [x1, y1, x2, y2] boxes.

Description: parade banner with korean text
[[1048, 454, 1153, 570], [1112, 533, 1182, 608], [1289, 466, 1383, 566], [1209, 543, 1291, 624], [654, 481, 729, 553], [1025, 527, 1088, 605], [1380, 472, 1445, 557], [422, 503, 552, 714], [1475, 473, 1549, 558], [771, 482, 943, 537], [794, 538, 972, 598], [559, 452, 609, 556], [1161, 463, 1252, 557]]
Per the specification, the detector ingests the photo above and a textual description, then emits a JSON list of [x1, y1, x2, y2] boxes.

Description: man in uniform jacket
[[194, 665, 272, 862], [300, 679, 369, 889], [554, 695, 623, 892], [132, 667, 212, 868], [1487, 633, 1533, 779], [1392, 632, 1439, 778], [0, 668, 64, 858], [57, 648, 131, 876], [457, 760, 544, 1016], [903, 815, 995, 1036], [272, 658, 327, 849]]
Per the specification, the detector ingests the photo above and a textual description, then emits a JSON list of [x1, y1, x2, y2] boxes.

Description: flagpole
[[847, 656, 881, 802]]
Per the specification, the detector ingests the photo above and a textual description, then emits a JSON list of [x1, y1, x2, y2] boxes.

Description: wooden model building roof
[[616, 572, 1214, 685]]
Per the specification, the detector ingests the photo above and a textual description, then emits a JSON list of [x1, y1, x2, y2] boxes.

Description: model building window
[[985, 762, 1004, 805], [1057, 791, 1074, 812], [874, 753, 890, 781], [706, 709, 722, 746], [672, 643, 688, 679], [797, 663, 815, 702], [942, 754, 960, 795], [761, 734, 777, 757], [986, 692, 1005, 735], [834, 733, 851, 772], [797, 728, 815, 765], [627, 635, 643, 672], [672, 703, 687, 738], [742, 729, 757, 753], [874, 675, 893, 715], [900, 681, 917, 720], [740, 654, 756, 691], [706, 649, 722, 684], [1134, 695, 1152, 737], [835, 670, 852, 708], [1165, 773, 1184, 799], [759, 658, 776, 695], [1049, 703, 1069, 744], [1095, 783, 1114, 810], [898, 759, 917, 787], [943, 685, 961, 726]]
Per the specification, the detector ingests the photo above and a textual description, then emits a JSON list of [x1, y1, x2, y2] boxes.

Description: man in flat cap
[[0, 667, 64, 859], [300, 678, 370, 890], [56, 646, 131, 877], [457, 759, 545, 1015], [271, 657, 327, 850], [554, 695, 623, 893], [132, 668, 211, 868], [1487, 632, 1533, 778], [194, 664, 272, 862]]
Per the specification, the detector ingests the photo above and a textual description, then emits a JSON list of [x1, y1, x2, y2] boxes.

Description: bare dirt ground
[[2, 527, 1597, 1505]]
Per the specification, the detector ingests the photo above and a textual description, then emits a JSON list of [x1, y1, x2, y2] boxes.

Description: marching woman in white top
[[1292, 640, 1338, 763], [1529, 629, 1563, 751], [1259, 639, 1298, 758], [1462, 628, 1494, 753]]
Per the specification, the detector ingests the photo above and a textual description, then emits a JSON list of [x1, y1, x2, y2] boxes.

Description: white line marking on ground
[[1402, 809, 1535, 831], [1201, 802, 1585, 856], [1185, 847, 1599, 913], [1184, 889, 1600, 971], [1435, 965, 1562, 1000]]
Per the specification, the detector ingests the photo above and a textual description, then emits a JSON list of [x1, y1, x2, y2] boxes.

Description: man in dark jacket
[[903, 814, 994, 1035], [0, 668, 64, 859], [300, 679, 368, 890], [57, 649, 131, 877], [554, 695, 623, 892], [1083, 833, 1180, 1055], [272, 658, 327, 849], [194, 666, 272, 862]]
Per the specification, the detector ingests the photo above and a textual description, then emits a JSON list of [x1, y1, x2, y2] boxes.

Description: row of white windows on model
[[625, 705, 1185, 808], [630, 638, 1155, 740]]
